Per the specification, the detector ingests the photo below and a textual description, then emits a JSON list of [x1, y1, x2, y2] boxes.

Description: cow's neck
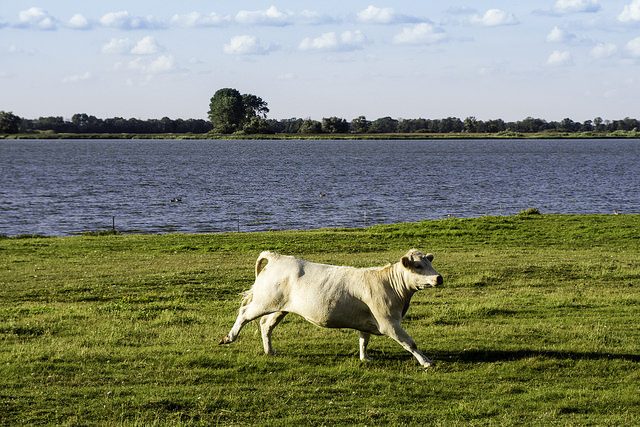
[[385, 263, 417, 313]]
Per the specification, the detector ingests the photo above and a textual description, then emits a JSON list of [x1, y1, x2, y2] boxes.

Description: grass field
[[1, 214, 639, 425]]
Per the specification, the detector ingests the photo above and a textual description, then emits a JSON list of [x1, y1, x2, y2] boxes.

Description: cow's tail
[[240, 251, 277, 307], [255, 250, 276, 278]]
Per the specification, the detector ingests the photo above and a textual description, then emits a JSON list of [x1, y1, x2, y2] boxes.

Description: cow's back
[[253, 254, 382, 333]]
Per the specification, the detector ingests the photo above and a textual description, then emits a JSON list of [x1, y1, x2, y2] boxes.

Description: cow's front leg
[[380, 322, 433, 368], [359, 332, 371, 361]]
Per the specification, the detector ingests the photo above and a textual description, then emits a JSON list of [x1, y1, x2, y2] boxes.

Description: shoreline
[[1, 213, 636, 240], [2, 130, 640, 140]]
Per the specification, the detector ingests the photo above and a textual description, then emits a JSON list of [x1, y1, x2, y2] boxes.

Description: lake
[[1, 138, 638, 236]]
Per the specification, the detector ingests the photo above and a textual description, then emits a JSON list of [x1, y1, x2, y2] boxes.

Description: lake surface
[[1, 139, 638, 236]]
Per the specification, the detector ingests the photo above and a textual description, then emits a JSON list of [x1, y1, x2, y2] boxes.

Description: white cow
[[219, 249, 443, 368]]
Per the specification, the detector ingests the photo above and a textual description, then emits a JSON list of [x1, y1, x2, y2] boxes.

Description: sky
[[1, 0, 640, 122]]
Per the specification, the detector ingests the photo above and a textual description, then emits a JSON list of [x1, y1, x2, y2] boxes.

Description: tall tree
[[298, 119, 322, 134], [463, 116, 478, 133], [321, 117, 349, 133], [369, 117, 398, 133], [0, 111, 22, 134], [593, 117, 604, 132], [240, 94, 271, 133], [242, 94, 269, 120], [350, 116, 370, 133], [560, 118, 577, 132], [208, 88, 245, 134]]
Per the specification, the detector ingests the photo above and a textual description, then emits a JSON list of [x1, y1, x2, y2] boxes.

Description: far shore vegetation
[[4, 130, 640, 140], [2, 88, 640, 139]]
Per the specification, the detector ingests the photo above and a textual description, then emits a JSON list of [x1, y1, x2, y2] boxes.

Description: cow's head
[[400, 249, 443, 290]]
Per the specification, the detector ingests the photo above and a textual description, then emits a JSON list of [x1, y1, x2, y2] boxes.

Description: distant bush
[[80, 230, 119, 236], [496, 130, 525, 138], [518, 208, 542, 216]]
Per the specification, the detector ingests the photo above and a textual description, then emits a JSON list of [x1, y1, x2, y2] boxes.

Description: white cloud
[[131, 36, 163, 55], [67, 14, 90, 30], [356, 5, 420, 24], [170, 12, 230, 27], [100, 11, 131, 28], [62, 71, 91, 83], [223, 35, 275, 55], [590, 42, 617, 59], [128, 55, 176, 74], [618, 0, 640, 22], [471, 9, 518, 27], [17, 7, 57, 30], [102, 38, 133, 54], [299, 10, 339, 25], [175, 8, 333, 27], [553, 0, 601, 14], [235, 6, 293, 26], [547, 50, 573, 66], [546, 26, 576, 43], [147, 55, 176, 73], [103, 37, 164, 56], [393, 23, 446, 45], [299, 30, 367, 52], [100, 11, 165, 30], [300, 32, 338, 50], [625, 36, 640, 57]]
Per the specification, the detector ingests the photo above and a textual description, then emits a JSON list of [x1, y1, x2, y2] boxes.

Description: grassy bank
[[3, 130, 640, 140], [1, 214, 639, 425]]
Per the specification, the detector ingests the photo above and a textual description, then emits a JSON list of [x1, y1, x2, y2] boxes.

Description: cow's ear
[[425, 253, 434, 262], [401, 256, 413, 269]]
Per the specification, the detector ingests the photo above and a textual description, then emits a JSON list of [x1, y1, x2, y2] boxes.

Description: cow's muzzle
[[419, 275, 443, 289]]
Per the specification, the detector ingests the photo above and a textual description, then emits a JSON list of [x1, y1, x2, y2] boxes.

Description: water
[[1, 138, 638, 236]]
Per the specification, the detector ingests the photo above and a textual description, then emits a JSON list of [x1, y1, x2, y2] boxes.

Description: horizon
[[2, 1, 640, 122], [11, 111, 640, 125]]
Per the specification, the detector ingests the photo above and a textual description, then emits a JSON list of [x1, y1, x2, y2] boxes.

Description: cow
[[219, 249, 443, 368]]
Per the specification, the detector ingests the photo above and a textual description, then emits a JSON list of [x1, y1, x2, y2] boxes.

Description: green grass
[[1, 214, 639, 425]]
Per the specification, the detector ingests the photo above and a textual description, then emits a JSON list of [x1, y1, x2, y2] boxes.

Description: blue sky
[[1, 0, 639, 121]]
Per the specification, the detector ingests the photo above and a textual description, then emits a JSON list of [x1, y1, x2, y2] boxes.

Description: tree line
[[2, 87, 639, 135], [205, 88, 640, 135], [263, 116, 640, 134], [0, 112, 213, 134]]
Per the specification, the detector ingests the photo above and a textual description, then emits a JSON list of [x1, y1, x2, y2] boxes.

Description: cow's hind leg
[[260, 311, 288, 355], [359, 332, 371, 361], [220, 301, 273, 345]]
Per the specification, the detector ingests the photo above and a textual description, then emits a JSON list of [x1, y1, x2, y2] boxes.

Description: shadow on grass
[[437, 349, 640, 363], [339, 349, 640, 364]]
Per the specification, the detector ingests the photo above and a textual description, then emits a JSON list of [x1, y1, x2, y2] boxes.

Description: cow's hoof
[[219, 336, 230, 345]]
